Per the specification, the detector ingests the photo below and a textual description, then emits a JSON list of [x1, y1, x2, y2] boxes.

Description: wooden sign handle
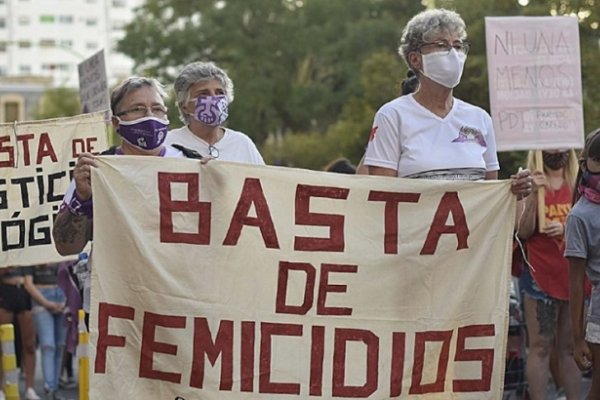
[[535, 150, 546, 233]]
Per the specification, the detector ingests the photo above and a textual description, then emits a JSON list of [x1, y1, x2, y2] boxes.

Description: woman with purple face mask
[[52, 76, 185, 258], [363, 9, 532, 198], [165, 61, 264, 165]]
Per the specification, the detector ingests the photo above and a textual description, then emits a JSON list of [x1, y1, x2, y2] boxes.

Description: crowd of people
[[0, 7, 598, 400]]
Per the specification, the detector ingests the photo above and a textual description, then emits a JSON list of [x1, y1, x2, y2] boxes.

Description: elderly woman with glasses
[[364, 9, 531, 197], [165, 61, 264, 164], [53, 76, 184, 256]]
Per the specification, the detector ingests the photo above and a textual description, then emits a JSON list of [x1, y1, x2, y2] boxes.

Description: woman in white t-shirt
[[364, 8, 531, 197], [166, 61, 265, 165]]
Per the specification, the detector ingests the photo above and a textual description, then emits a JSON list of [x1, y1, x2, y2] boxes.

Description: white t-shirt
[[364, 94, 499, 180], [166, 126, 265, 165]]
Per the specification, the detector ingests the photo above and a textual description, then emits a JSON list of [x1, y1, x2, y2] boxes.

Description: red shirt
[[527, 184, 571, 300]]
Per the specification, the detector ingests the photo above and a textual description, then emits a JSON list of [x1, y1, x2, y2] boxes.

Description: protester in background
[[166, 61, 265, 164], [324, 158, 356, 174], [566, 129, 600, 399], [24, 264, 66, 400], [56, 260, 80, 391], [0, 267, 40, 400], [517, 149, 582, 400], [363, 8, 531, 197]]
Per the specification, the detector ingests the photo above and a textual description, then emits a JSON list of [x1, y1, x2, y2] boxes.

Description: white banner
[[0, 112, 108, 267], [90, 157, 515, 399]]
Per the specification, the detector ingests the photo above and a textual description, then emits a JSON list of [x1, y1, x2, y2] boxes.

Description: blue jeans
[[32, 286, 66, 391]]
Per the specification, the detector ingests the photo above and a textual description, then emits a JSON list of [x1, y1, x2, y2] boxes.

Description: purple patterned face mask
[[578, 165, 600, 204], [116, 116, 169, 150], [191, 95, 229, 126]]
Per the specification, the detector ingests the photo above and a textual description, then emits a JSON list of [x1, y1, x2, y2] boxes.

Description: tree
[[118, 0, 422, 147], [118, 0, 600, 171], [34, 88, 81, 120]]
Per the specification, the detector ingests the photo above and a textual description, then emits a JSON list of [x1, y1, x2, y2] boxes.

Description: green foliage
[[118, 0, 600, 173], [34, 88, 81, 120]]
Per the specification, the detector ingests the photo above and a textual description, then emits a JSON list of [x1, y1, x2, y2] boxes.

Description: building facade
[[0, 0, 143, 121]]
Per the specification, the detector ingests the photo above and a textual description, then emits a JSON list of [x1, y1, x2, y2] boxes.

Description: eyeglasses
[[419, 40, 470, 55], [115, 105, 168, 119]]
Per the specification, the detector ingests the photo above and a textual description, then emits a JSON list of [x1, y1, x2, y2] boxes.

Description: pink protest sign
[[485, 16, 584, 151]]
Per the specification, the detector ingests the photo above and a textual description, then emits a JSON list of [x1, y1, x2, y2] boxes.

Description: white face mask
[[421, 49, 466, 89]]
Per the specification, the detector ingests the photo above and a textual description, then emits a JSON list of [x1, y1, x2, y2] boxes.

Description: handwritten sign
[[0, 112, 108, 267], [78, 49, 110, 114], [485, 16, 584, 151], [90, 157, 515, 399]]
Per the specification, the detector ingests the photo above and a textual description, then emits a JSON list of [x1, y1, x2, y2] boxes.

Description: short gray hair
[[110, 76, 167, 115], [398, 9, 467, 68], [174, 61, 235, 124]]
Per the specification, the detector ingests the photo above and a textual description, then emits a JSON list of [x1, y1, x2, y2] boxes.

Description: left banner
[[0, 112, 108, 267]]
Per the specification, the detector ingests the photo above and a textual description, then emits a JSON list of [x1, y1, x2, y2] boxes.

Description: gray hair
[[110, 76, 167, 115], [398, 9, 467, 68], [174, 61, 235, 124]]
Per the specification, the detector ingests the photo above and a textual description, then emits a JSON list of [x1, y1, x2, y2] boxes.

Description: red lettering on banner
[[317, 263, 357, 316], [259, 322, 302, 394], [389, 332, 406, 396], [240, 321, 255, 392], [332, 328, 378, 397], [189, 318, 233, 390], [223, 178, 279, 248], [368, 191, 421, 254], [18, 134, 35, 166], [275, 261, 316, 315], [139, 312, 186, 383], [36, 133, 58, 164], [72, 137, 99, 157], [158, 172, 211, 245], [0, 133, 59, 167], [294, 184, 349, 252], [410, 330, 453, 394], [310, 326, 325, 396], [94, 302, 135, 373], [420, 192, 469, 255], [0, 136, 13, 167], [453, 324, 495, 392]]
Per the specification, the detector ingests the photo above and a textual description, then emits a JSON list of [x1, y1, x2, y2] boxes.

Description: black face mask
[[543, 151, 569, 170]]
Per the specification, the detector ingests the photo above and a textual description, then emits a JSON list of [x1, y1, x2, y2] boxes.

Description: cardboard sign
[[486, 16, 584, 151]]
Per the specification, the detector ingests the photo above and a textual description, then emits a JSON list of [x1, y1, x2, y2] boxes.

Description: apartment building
[[0, 0, 143, 121]]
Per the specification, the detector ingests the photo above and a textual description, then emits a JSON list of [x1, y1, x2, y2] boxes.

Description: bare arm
[[367, 165, 397, 177], [52, 210, 92, 256], [568, 257, 592, 371]]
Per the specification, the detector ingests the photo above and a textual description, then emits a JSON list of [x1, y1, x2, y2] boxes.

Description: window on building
[[58, 15, 73, 24], [18, 40, 31, 48], [86, 42, 98, 50], [41, 63, 55, 71], [18, 16, 30, 25], [19, 65, 31, 74], [0, 0, 6, 5], [112, 0, 126, 6], [4, 102, 20, 123], [40, 39, 56, 47], [59, 39, 73, 48], [112, 19, 127, 29], [0, 18, 6, 28], [0, 66, 6, 76], [0, 42, 6, 52], [86, 17, 98, 26], [40, 15, 55, 23]]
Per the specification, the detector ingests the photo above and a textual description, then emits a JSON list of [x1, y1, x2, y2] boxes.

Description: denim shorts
[[520, 267, 552, 302]]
